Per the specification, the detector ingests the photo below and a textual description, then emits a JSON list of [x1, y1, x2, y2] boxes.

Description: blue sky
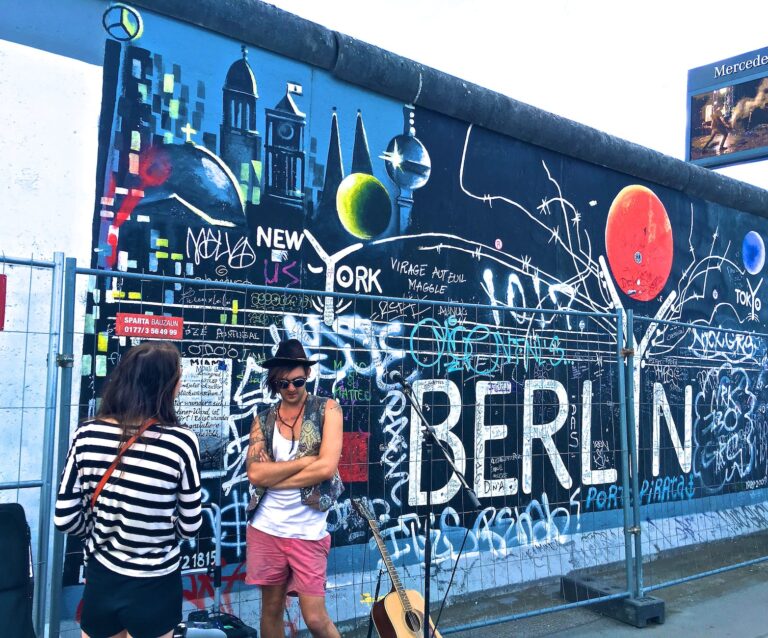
[[264, 0, 768, 190], [133, 9, 404, 191]]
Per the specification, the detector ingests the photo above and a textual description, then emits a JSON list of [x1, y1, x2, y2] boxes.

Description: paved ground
[[443, 562, 768, 637], [339, 531, 768, 638]]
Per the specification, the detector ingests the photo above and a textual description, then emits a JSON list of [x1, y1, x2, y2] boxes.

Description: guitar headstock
[[351, 497, 376, 524]]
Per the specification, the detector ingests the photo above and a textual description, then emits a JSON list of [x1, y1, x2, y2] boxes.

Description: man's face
[[276, 365, 309, 406]]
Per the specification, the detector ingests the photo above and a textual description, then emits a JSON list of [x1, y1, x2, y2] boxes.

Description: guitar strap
[[90, 418, 158, 508]]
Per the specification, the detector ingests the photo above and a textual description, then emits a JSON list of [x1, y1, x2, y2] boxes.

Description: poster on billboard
[[687, 46, 768, 168]]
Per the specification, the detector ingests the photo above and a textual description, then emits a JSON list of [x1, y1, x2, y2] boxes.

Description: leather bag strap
[[90, 418, 158, 509]]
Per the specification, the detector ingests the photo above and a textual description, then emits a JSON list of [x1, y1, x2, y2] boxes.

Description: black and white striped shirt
[[55, 419, 202, 577]]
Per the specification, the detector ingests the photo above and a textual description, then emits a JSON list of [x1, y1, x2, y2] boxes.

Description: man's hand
[[246, 416, 320, 487], [271, 400, 343, 489], [248, 449, 270, 465]]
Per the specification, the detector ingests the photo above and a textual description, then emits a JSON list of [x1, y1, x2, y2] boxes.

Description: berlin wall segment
[[4, 0, 768, 630]]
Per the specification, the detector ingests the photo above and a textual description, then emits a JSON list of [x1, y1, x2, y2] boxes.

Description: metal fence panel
[[50, 266, 634, 636], [0, 254, 64, 637], [634, 314, 768, 594], [5, 257, 763, 636]]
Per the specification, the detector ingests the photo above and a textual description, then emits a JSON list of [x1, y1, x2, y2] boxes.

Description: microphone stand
[[393, 376, 481, 638]]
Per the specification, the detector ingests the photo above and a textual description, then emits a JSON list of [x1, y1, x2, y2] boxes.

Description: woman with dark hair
[[55, 341, 202, 638]]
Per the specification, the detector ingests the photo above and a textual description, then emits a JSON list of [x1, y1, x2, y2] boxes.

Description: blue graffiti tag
[[409, 315, 566, 375]]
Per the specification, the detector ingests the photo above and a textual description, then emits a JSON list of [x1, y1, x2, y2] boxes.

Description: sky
[[264, 0, 768, 190]]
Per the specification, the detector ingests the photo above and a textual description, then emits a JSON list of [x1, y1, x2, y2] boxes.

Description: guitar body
[[371, 589, 442, 638], [351, 500, 443, 638]]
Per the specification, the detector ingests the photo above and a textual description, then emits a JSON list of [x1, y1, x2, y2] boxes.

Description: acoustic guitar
[[352, 498, 442, 638]]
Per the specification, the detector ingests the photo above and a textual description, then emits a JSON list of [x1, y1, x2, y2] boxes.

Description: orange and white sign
[[115, 312, 183, 340]]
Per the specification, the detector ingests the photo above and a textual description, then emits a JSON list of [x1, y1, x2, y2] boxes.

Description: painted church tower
[[220, 45, 262, 205], [263, 84, 306, 209]]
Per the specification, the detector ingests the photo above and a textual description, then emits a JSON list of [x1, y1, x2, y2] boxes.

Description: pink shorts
[[246, 526, 330, 597]]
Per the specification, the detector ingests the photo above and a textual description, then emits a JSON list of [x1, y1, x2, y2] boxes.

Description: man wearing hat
[[245, 339, 344, 638]]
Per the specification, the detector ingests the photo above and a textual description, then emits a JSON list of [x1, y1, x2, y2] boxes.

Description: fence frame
[[0, 253, 64, 637], [2, 252, 767, 636]]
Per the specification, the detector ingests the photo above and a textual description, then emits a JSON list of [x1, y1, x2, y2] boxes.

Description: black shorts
[[81, 557, 182, 638]]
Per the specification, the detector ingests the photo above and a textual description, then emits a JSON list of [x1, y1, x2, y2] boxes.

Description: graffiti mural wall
[[3, 0, 768, 631]]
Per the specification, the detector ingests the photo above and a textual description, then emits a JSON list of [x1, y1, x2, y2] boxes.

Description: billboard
[[687, 45, 768, 168]]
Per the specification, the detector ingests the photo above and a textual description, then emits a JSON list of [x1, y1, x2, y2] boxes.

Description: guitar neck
[[368, 523, 413, 613]]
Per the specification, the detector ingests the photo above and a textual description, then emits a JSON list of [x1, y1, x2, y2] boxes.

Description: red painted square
[[339, 431, 370, 483]]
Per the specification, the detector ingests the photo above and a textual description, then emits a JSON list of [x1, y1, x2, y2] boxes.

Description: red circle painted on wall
[[139, 146, 172, 187], [605, 185, 673, 301]]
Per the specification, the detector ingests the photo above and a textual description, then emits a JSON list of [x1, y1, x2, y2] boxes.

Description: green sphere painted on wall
[[336, 173, 392, 239]]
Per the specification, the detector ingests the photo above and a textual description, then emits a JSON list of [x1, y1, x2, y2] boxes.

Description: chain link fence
[[1, 254, 766, 636]]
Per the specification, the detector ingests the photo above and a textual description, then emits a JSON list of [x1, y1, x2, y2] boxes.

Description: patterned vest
[[246, 393, 344, 519]]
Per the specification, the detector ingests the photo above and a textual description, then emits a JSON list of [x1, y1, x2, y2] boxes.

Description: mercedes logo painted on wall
[[102, 3, 143, 42]]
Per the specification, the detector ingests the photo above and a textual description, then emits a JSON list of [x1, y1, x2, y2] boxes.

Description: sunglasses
[[276, 377, 307, 390]]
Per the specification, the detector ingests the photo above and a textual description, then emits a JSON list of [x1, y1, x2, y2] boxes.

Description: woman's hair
[[266, 364, 311, 397], [97, 341, 182, 431]]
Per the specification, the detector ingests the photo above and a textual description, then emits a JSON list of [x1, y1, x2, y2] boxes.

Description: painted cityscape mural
[[65, 3, 768, 625]]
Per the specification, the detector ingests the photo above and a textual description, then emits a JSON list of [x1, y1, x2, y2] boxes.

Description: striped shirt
[[54, 419, 202, 577]]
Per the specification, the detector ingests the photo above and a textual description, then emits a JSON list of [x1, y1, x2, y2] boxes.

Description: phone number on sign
[[120, 326, 181, 337]]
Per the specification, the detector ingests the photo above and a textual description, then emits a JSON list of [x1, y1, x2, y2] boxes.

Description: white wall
[[0, 37, 101, 552], [0, 38, 102, 263]]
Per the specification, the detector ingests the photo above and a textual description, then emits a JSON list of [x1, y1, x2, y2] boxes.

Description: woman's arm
[[246, 415, 316, 487], [54, 437, 88, 537], [271, 400, 343, 489], [175, 432, 202, 539]]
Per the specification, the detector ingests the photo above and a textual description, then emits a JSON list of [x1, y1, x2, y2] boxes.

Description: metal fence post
[[34, 252, 65, 636], [48, 257, 77, 638], [625, 309, 643, 597], [615, 308, 635, 594]]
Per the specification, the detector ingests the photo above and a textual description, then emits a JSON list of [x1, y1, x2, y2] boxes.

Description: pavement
[[339, 531, 768, 638], [442, 561, 768, 638]]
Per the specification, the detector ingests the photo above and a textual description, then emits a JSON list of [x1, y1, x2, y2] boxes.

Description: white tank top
[[249, 426, 329, 540]]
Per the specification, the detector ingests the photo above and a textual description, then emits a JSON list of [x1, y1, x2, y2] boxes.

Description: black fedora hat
[[261, 339, 317, 369]]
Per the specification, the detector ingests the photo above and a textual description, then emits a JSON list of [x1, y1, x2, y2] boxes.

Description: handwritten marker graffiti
[[409, 315, 566, 376], [693, 364, 760, 493]]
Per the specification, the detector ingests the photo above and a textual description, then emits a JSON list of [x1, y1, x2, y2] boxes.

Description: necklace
[[277, 395, 307, 452]]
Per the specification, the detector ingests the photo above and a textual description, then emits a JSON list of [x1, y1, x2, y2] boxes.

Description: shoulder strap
[[90, 418, 158, 508]]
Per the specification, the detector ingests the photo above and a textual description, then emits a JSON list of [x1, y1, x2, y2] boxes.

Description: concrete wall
[[2, 0, 768, 632]]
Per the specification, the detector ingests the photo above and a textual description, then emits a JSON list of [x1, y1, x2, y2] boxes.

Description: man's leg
[[298, 594, 340, 638], [719, 131, 729, 150], [260, 584, 288, 638], [246, 527, 291, 638]]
